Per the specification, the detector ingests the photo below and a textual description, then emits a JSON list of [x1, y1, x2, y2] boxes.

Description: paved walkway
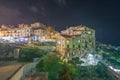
[[0, 64, 22, 80]]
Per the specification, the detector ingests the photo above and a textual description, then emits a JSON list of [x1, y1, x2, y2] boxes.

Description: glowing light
[[0, 32, 3, 36], [88, 31, 91, 34], [58, 41, 61, 44]]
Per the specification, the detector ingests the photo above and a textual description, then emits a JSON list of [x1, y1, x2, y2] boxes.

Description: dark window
[[78, 45, 80, 48], [85, 43, 87, 48], [67, 45, 69, 48], [14, 30, 16, 33], [73, 45, 75, 48]]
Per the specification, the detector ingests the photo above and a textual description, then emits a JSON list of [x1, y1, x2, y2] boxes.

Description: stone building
[[56, 25, 96, 59], [0, 22, 48, 42], [56, 33, 66, 57], [0, 25, 15, 37], [18, 24, 32, 38], [31, 22, 47, 41]]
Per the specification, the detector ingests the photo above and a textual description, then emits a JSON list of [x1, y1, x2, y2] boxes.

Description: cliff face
[[0, 43, 19, 58]]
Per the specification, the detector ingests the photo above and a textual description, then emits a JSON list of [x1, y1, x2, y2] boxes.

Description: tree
[[96, 63, 113, 80], [59, 62, 73, 80], [59, 61, 79, 80], [36, 53, 79, 80], [36, 53, 62, 80], [18, 47, 48, 62]]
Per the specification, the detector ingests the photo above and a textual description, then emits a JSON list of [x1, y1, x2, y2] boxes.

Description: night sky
[[0, 0, 120, 46]]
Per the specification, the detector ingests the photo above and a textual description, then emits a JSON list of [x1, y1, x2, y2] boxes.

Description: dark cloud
[[0, 5, 22, 24], [29, 6, 39, 13], [0, 5, 21, 17], [0, 5, 34, 25], [52, 0, 67, 7]]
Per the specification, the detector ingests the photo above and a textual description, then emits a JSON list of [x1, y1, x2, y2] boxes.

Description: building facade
[[56, 25, 96, 59], [56, 33, 66, 57], [31, 22, 47, 41], [0, 22, 48, 43]]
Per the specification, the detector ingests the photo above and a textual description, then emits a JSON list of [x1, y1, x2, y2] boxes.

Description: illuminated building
[[56, 33, 66, 57], [0, 23, 48, 42], [31, 22, 47, 41], [56, 25, 96, 59]]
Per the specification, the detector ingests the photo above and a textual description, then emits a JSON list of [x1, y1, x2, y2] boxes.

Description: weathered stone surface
[[0, 43, 20, 58], [56, 25, 96, 59]]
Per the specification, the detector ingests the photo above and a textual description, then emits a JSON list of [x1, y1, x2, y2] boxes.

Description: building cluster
[[56, 25, 96, 59], [0, 22, 96, 59], [0, 22, 54, 43]]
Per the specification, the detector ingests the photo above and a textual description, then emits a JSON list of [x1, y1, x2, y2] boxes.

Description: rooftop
[[61, 25, 92, 37]]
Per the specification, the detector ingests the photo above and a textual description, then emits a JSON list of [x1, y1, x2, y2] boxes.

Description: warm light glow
[[0, 32, 3, 36], [88, 31, 91, 34], [58, 41, 61, 44]]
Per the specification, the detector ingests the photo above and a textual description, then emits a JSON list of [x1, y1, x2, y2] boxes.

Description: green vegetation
[[68, 57, 84, 65], [36, 53, 62, 80], [59, 62, 79, 80], [36, 53, 79, 80], [97, 45, 120, 69], [78, 62, 114, 80], [36, 53, 114, 80], [18, 47, 48, 62], [34, 42, 56, 46]]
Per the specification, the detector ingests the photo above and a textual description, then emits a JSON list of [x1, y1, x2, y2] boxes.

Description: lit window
[[67, 40, 69, 44], [78, 40, 80, 44], [88, 31, 91, 34]]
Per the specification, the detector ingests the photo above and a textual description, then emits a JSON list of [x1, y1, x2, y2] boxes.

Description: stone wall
[[0, 43, 20, 59], [10, 62, 37, 80]]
